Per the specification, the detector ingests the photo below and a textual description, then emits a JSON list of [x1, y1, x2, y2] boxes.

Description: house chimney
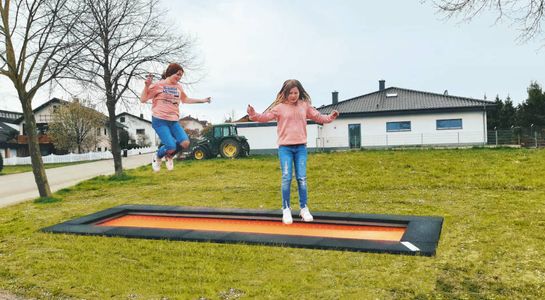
[[379, 80, 385, 91], [332, 91, 338, 105], [140, 113, 144, 118]]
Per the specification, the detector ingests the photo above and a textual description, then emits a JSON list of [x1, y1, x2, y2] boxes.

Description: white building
[[236, 80, 495, 154], [116, 112, 159, 148], [13, 98, 123, 156], [0, 110, 21, 159]]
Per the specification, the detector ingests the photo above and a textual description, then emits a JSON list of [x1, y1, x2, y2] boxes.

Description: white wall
[[321, 111, 486, 148], [236, 122, 321, 153], [117, 115, 159, 147], [236, 111, 487, 151], [1, 148, 17, 159]]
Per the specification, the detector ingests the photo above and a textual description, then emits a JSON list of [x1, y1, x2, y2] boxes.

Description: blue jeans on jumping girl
[[152, 116, 189, 158], [278, 144, 308, 210]]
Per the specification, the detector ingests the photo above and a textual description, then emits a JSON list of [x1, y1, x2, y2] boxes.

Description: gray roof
[[317, 87, 495, 115], [0, 122, 18, 143]]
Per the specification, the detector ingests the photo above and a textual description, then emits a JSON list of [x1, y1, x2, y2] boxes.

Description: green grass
[[0, 160, 100, 176], [0, 149, 544, 299]]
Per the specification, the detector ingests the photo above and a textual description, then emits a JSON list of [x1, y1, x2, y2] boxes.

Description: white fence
[[3, 146, 156, 166]]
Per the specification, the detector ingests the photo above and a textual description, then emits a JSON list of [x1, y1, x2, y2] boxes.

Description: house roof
[[0, 122, 18, 143], [179, 115, 208, 126], [116, 112, 151, 124], [13, 98, 69, 124], [235, 85, 495, 122], [13, 98, 125, 128], [317, 87, 495, 115], [0, 109, 23, 124]]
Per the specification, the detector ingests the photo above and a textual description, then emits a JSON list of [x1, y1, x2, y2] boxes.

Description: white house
[[116, 112, 159, 148], [236, 80, 495, 154], [14, 98, 123, 156], [0, 109, 21, 159], [179, 115, 209, 132]]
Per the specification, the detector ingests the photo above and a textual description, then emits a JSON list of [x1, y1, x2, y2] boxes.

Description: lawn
[[0, 160, 100, 176], [0, 149, 544, 299]]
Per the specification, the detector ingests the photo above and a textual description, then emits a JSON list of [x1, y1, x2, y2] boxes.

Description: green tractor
[[190, 124, 250, 160]]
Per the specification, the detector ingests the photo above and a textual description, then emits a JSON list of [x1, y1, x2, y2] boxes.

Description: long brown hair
[[271, 79, 311, 107], [161, 63, 184, 79]]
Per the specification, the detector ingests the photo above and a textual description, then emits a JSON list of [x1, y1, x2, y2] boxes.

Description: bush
[[0, 153, 3, 173]]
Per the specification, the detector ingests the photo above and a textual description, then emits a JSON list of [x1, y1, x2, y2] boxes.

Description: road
[[0, 154, 151, 208]]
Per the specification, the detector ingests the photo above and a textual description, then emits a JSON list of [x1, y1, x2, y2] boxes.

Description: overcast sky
[[1, 0, 544, 123]]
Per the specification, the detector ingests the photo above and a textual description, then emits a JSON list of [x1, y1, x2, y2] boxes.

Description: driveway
[[0, 154, 151, 208]]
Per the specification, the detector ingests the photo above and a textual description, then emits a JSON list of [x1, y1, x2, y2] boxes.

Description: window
[[214, 126, 222, 138], [436, 119, 462, 130], [120, 116, 125, 123], [97, 147, 102, 152], [386, 121, 411, 132], [37, 123, 49, 135], [136, 129, 145, 135], [104, 128, 107, 135], [97, 128, 101, 136]]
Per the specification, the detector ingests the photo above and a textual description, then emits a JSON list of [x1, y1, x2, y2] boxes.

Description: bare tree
[[434, 0, 545, 43], [48, 99, 105, 153], [66, 0, 196, 176], [0, 0, 84, 197]]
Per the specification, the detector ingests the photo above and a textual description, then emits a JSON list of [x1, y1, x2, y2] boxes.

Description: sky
[[1, 0, 545, 124]]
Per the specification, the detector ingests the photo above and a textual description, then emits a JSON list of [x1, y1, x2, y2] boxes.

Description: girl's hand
[[145, 73, 153, 87], [203, 97, 211, 103], [331, 110, 339, 119], [247, 105, 256, 115]]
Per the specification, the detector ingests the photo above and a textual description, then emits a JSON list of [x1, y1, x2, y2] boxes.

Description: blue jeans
[[278, 144, 308, 209], [152, 116, 189, 158]]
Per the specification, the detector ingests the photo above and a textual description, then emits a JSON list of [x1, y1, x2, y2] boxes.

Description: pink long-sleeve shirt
[[249, 101, 335, 146]]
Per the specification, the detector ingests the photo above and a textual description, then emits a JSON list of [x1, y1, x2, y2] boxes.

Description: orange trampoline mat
[[98, 214, 406, 241]]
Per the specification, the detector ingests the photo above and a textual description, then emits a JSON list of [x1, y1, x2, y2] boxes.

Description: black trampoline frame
[[41, 204, 443, 256]]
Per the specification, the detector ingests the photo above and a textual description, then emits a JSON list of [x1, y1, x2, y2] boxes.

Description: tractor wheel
[[219, 139, 241, 159], [192, 146, 207, 160], [240, 140, 250, 157]]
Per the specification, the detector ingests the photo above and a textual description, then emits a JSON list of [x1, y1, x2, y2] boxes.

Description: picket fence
[[3, 146, 156, 166]]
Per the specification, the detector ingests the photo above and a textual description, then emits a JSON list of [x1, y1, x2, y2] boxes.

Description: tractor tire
[[192, 146, 208, 160], [219, 139, 241, 159], [240, 140, 250, 157]]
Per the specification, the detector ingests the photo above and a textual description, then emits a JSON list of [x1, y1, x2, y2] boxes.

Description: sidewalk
[[0, 154, 151, 208]]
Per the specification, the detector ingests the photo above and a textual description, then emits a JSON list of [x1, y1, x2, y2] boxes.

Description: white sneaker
[[282, 208, 293, 225], [151, 153, 161, 172], [165, 156, 174, 171], [300, 207, 314, 222]]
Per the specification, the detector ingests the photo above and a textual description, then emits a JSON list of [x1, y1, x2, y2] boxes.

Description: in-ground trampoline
[[42, 204, 443, 256]]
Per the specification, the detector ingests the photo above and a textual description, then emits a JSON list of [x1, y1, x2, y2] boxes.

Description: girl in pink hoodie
[[247, 79, 339, 224]]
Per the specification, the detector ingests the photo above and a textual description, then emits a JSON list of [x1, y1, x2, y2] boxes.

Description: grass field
[[0, 149, 544, 299], [0, 160, 100, 176]]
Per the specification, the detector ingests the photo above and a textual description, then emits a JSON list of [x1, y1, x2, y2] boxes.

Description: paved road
[[0, 154, 151, 208]]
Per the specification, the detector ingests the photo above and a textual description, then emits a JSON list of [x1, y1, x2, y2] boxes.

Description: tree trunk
[[107, 101, 123, 176], [21, 99, 52, 198]]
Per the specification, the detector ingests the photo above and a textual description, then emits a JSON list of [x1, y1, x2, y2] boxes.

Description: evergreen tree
[[487, 95, 503, 130], [499, 96, 517, 129], [516, 82, 545, 127]]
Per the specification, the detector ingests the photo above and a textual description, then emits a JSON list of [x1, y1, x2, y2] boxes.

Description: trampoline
[[42, 204, 443, 256]]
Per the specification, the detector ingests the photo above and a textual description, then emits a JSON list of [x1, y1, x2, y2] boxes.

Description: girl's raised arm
[[247, 104, 277, 122]]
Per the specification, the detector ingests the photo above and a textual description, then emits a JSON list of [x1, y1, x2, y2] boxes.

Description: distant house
[[236, 80, 495, 153], [115, 112, 159, 148], [179, 115, 209, 132], [13, 98, 125, 156], [0, 109, 21, 159]]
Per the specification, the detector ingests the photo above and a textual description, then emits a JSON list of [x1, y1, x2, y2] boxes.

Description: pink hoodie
[[249, 101, 335, 146]]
